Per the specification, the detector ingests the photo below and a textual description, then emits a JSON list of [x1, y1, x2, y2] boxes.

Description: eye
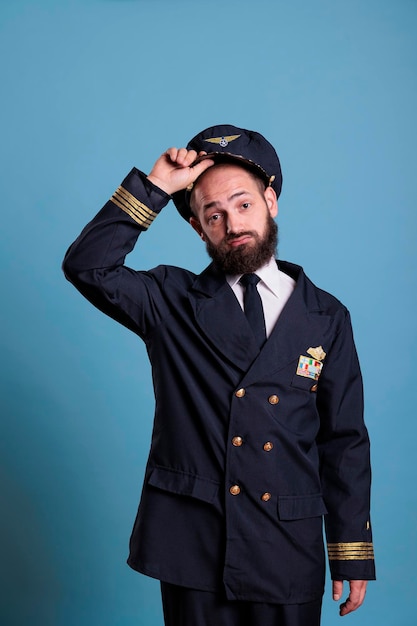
[[241, 202, 251, 209], [207, 213, 223, 226]]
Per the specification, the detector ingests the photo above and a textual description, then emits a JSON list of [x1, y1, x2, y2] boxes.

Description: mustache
[[225, 231, 257, 242]]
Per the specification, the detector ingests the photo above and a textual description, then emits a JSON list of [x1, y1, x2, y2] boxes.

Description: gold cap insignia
[[307, 346, 326, 361], [204, 134, 241, 148]]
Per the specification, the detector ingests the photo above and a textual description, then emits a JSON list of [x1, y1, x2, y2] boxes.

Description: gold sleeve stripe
[[112, 186, 157, 227], [327, 542, 374, 561], [111, 196, 152, 227], [115, 186, 157, 218], [111, 194, 153, 228], [110, 186, 158, 229]]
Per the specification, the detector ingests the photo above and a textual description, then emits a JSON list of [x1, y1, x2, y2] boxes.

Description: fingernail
[[334, 594, 341, 600]]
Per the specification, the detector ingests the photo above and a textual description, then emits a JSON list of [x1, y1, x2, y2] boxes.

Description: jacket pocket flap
[[278, 493, 328, 520], [148, 466, 220, 505]]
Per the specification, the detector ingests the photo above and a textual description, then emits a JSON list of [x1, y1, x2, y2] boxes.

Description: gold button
[[261, 492, 272, 502], [229, 485, 241, 496], [268, 394, 279, 405], [235, 388, 246, 398], [263, 441, 274, 452], [310, 383, 318, 392], [232, 436, 243, 447]]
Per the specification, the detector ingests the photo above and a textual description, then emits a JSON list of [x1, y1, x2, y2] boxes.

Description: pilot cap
[[172, 124, 282, 221]]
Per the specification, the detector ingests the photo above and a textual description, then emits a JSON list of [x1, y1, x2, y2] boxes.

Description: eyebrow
[[202, 190, 251, 212]]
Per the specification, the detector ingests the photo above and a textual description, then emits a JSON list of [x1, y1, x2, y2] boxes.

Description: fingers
[[190, 156, 215, 179], [165, 147, 199, 167], [147, 147, 214, 196], [164, 147, 214, 187], [332, 580, 343, 601], [147, 147, 214, 195], [165, 148, 213, 169], [337, 580, 368, 617]]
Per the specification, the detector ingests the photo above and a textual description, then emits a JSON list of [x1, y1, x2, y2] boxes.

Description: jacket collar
[[188, 261, 331, 380]]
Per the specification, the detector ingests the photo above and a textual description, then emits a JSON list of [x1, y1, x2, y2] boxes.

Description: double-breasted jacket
[[63, 168, 375, 604]]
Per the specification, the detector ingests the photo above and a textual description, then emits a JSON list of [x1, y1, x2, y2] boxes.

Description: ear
[[264, 186, 278, 218], [190, 216, 206, 241]]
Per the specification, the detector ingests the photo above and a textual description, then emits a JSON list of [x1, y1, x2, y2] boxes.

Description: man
[[63, 124, 375, 625]]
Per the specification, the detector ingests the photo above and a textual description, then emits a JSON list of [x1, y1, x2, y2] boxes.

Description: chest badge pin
[[307, 346, 326, 361], [297, 356, 323, 380], [296, 346, 326, 381]]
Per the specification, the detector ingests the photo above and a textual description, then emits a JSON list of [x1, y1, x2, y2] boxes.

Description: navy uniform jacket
[[63, 168, 375, 604]]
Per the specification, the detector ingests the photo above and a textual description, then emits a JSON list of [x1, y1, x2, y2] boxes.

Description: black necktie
[[240, 273, 267, 349]]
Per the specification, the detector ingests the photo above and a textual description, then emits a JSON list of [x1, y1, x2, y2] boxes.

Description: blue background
[[1, 1, 416, 624]]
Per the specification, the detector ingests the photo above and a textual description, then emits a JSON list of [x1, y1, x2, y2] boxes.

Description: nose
[[226, 210, 244, 234]]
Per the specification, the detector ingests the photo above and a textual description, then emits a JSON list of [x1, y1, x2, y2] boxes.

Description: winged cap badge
[[307, 346, 326, 361], [204, 134, 241, 148]]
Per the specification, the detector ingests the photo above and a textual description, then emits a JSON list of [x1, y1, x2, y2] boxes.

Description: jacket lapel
[[239, 263, 332, 387], [188, 263, 260, 371]]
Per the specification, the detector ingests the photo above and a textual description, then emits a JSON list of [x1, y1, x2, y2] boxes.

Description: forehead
[[192, 164, 260, 204]]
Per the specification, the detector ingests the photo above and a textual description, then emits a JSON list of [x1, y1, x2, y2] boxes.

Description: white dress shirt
[[226, 257, 296, 338]]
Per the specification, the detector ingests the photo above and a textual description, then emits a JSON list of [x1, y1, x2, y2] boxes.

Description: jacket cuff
[[109, 167, 171, 230], [328, 541, 376, 580]]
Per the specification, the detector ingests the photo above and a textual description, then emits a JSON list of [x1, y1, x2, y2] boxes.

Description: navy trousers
[[160, 583, 322, 626]]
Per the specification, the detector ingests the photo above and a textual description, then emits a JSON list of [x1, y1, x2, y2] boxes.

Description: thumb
[[332, 580, 343, 601], [190, 157, 215, 181]]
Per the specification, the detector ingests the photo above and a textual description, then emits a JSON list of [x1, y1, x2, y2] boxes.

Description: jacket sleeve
[[62, 167, 171, 338], [316, 309, 376, 581]]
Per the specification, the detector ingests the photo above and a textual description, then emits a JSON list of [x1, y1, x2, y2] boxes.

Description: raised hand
[[147, 148, 214, 196]]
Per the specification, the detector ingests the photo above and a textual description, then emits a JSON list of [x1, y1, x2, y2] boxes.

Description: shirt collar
[[226, 256, 280, 298]]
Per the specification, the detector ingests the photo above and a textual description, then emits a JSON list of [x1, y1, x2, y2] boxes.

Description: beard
[[205, 214, 278, 275]]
